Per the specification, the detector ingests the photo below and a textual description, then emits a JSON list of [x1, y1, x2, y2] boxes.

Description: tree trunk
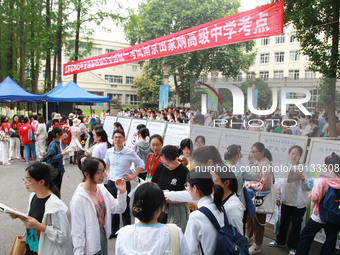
[[19, 0, 26, 89], [327, 0, 339, 138], [45, 0, 52, 91], [73, 0, 81, 84], [56, 0, 63, 84], [52, 50, 57, 87], [7, 0, 15, 78]]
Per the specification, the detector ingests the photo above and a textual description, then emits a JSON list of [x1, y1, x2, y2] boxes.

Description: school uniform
[[185, 195, 225, 255]]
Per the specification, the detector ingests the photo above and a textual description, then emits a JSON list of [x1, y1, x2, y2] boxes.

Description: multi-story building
[[38, 39, 142, 106]]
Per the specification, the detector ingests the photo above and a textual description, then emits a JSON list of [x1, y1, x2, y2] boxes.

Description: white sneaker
[[8, 157, 12, 161], [249, 244, 262, 254], [3, 162, 11, 166]]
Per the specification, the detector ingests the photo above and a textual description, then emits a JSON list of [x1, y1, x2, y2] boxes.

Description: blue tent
[[0, 76, 44, 102], [46, 80, 110, 103], [42, 82, 63, 96]]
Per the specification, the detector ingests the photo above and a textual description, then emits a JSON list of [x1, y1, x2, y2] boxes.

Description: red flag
[[64, 1, 283, 76]]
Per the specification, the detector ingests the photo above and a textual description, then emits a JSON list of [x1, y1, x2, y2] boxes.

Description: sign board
[[219, 129, 259, 166], [306, 138, 340, 176], [116, 117, 132, 138], [102, 115, 117, 139], [126, 119, 147, 150], [190, 125, 222, 148], [146, 120, 167, 138], [163, 123, 190, 146]]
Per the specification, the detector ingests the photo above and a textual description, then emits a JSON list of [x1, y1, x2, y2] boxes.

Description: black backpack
[[198, 207, 249, 255]]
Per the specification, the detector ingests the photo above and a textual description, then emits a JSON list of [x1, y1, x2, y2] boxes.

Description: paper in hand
[[0, 203, 28, 219]]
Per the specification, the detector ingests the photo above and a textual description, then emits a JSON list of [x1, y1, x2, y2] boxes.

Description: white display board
[[116, 117, 132, 138], [163, 123, 190, 146], [146, 120, 167, 138], [306, 138, 340, 174], [259, 132, 308, 176], [102, 115, 117, 139], [190, 125, 222, 148], [218, 129, 259, 166], [125, 119, 147, 150]]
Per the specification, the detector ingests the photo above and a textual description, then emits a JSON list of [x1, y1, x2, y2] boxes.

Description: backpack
[[198, 207, 249, 255], [28, 128, 35, 142], [319, 187, 340, 224], [40, 142, 60, 180]]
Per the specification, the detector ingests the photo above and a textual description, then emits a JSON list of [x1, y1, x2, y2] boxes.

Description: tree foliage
[[133, 62, 163, 105], [283, 0, 340, 136], [0, 0, 123, 95], [124, 0, 256, 105]]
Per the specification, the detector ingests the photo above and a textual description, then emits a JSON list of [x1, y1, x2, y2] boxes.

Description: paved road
[[0, 159, 330, 255]]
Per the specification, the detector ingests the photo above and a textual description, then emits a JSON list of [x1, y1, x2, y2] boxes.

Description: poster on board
[[146, 121, 167, 138], [163, 123, 190, 146], [259, 132, 308, 176], [103, 115, 117, 139], [116, 117, 132, 138], [190, 125, 222, 149], [218, 129, 259, 166], [125, 119, 147, 150], [306, 138, 340, 176]]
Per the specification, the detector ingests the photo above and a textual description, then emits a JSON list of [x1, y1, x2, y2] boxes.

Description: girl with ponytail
[[184, 169, 226, 254], [10, 163, 72, 254], [245, 142, 274, 254]]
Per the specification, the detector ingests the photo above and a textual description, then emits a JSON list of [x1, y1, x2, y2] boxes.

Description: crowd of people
[[1, 107, 340, 255]]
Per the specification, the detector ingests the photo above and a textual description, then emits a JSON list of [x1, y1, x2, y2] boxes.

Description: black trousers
[[106, 180, 131, 234], [276, 203, 306, 249], [296, 218, 340, 255]]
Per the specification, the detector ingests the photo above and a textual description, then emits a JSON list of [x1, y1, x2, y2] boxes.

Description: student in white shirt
[[116, 182, 190, 255], [211, 168, 245, 235], [184, 169, 225, 255], [70, 157, 127, 255]]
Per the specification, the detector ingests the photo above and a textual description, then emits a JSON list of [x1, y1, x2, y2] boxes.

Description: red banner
[[64, 1, 283, 76]]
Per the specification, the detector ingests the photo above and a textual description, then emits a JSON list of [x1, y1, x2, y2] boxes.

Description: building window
[[114, 76, 123, 84], [274, 52, 285, 62], [290, 32, 296, 43], [105, 49, 115, 53], [108, 93, 122, 103], [201, 75, 208, 83], [260, 53, 269, 64], [132, 65, 138, 72], [275, 34, 285, 44], [289, 50, 300, 61], [305, 70, 316, 80], [105, 75, 113, 83], [233, 74, 242, 82], [91, 47, 102, 57], [126, 76, 134, 84], [125, 94, 138, 105], [261, 37, 270, 45], [25, 69, 30, 78], [246, 72, 255, 81], [273, 71, 284, 80], [259, 71, 269, 81], [289, 70, 299, 80]]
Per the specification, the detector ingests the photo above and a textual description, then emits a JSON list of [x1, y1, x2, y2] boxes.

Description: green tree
[[133, 62, 163, 105], [283, 0, 340, 137], [240, 78, 272, 109], [124, 0, 256, 105]]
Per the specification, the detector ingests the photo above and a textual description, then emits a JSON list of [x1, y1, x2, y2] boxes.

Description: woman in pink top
[[245, 142, 274, 254], [297, 153, 340, 255]]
